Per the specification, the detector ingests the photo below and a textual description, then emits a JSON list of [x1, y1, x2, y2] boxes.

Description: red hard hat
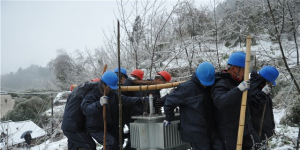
[[91, 78, 100, 82], [157, 71, 171, 82], [131, 69, 144, 80], [70, 84, 77, 91]]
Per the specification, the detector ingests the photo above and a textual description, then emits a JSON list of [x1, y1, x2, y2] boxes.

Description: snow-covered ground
[[270, 109, 299, 150], [27, 108, 299, 150], [30, 138, 68, 150]]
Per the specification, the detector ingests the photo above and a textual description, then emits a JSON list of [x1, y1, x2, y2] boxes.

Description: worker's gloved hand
[[262, 85, 272, 94], [100, 96, 109, 106], [163, 120, 171, 127], [238, 80, 250, 92]]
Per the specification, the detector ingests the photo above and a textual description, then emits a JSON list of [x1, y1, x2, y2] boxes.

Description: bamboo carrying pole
[[236, 35, 252, 150], [131, 80, 166, 85], [101, 64, 107, 150], [120, 81, 185, 92]]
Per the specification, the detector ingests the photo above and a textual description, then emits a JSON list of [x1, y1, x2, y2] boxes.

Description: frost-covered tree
[[48, 50, 92, 90], [106, 0, 179, 78], [286, 0, 300, 66], [129, 15, 144, 68]]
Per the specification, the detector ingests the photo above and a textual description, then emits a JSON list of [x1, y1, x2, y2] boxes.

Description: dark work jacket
[[249, 71, 275, 140], [81, 81, 144, 133], [61, 81, 99, 132], [211, 72, 255, 139], [24, 134, 32, 144], [164, 74, 218, 143], [122, 77, 146, 117]]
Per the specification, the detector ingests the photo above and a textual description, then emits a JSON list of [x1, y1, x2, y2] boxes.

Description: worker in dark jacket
[[121, 69, 145, 150], [114, 67, 128, 84], [24, 132, 32, 148], [164, 62, 223, 150], [81, 71, 147, 150], [122, 70, 171, 115], [211, 52, 260, 150], [151, 71, 172, 109], [249, 66, 279, 142], [146, 71, 172, 114], [122, 69, 145, 114], [122, 69, 144, 96], [113, 67, 133, 149], [61, 81, 98, 150]]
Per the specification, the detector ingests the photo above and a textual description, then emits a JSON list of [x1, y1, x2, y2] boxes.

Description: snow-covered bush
[[2, 96, 49, 123], [280, 98, 300, 126]]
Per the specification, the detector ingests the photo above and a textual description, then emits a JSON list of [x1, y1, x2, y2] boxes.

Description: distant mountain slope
[[0, 64, 54, 91]]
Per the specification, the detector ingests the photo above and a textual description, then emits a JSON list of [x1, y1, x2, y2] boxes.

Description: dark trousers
[[63, 130, 96, 150], [190, 139, 223, 150], [222, 134, 259, 150], [211, 138, 224, 150], [25, 141, 31, 148], [90, 131, 119, 150], [190, 143, 210, 150]]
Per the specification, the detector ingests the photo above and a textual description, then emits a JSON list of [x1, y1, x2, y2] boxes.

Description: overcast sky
[[1, 0, 211, 75]]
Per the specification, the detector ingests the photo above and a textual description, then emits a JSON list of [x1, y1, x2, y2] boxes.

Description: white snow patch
[[31, 138, 68, 150], [53, 91, 71, 104], [271, 109, 299, 150], [44, 105, 66, 117]]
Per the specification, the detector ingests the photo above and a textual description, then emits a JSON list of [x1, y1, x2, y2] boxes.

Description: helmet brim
[[272, 81, 276, 86], [109, 85, 118, 90], [200, 77, 215, 86]]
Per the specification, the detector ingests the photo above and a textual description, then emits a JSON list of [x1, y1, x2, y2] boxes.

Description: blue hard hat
[[259, 66, 279, 86], [227, 52, 246, 68], [195, 62, 215, 86], [114, 67, 128, 78], [101, 71, 118, 90]]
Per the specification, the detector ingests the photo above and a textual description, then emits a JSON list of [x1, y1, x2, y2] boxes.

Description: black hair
[[98, 81, 107, 92], [155, 75, 166, 82], [120, 73, 128, 79], [115, 73, 128, 79]]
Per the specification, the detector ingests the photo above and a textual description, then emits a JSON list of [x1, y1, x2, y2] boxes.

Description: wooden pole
[[6, 121, 9, 149], [236, 35, 251, 150], [102, 64, 107, 150], [51, 94, 54, 135], [102, 65, 107, 75], [258, 104, 267, 137], [117, 20, 123, 150], [296, 125, 300, 150], [120, 81, 185, 92], [103, 88, 107, 150]]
